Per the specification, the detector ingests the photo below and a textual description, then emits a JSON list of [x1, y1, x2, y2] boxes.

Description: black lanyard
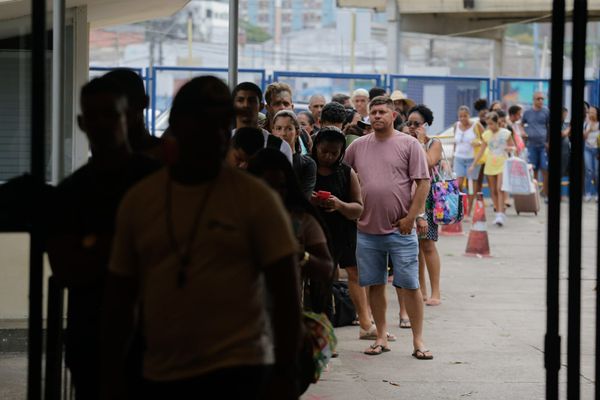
[[165, 177, 217, 288]]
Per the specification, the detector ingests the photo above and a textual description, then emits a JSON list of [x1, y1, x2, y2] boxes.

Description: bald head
[[309, 94, 326, 122], [533, 91, 545, 110]]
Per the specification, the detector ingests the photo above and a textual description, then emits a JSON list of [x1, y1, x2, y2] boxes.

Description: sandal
[[364, 344, 391, 356], [359, 326, 397, 342], [412, 349, 434, 360], [399, 319, 411, 329]]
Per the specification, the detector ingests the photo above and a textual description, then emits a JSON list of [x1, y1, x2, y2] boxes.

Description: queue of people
[[38, 71, 585, 400], [32, 74, 460, 400]]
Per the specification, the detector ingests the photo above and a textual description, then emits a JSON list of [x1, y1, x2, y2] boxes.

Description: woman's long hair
[[247, 148, 331, 247]]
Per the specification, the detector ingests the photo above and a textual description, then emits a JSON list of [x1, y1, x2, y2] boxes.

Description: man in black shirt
[[46, 77, 160, 399]]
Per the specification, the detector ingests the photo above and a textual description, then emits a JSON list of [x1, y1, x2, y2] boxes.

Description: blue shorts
[[356, 230, 419, 289], [453, 157, 481, 180], [527, 145, 548, 171]]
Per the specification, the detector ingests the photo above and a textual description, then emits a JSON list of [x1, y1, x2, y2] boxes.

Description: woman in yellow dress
[[469, 112, 516, 227]]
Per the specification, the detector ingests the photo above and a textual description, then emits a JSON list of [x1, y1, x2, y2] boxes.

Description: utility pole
[[350, 11, 356, 73]]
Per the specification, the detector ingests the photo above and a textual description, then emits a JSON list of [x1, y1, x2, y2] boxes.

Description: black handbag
[[330, 281, 356, 328]]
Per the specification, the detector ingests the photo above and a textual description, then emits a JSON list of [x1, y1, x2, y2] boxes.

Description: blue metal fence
[[271, 71, 383, 104], [496, 77, 599, 112], [389, 75, 490, 134], [150, 66, 266, 135], [89, 66, 600, 135]]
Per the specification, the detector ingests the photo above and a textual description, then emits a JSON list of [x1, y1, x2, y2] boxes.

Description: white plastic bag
[[502, 156, 535, 195]]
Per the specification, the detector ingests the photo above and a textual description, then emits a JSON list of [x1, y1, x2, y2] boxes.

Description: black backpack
[[330, 281, 357, 328]]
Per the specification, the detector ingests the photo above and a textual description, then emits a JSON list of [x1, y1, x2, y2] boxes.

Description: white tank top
[[454, 122, 477, 159]]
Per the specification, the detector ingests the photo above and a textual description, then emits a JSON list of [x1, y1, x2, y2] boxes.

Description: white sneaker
[[584, 195, 592, 202], [494, 213, 503, 227]]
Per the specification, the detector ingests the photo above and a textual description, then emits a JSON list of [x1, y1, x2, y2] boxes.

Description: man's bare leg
[[396, 289, 411, 328], [365, 284, 388, 351], [402, 287, 432, 357]]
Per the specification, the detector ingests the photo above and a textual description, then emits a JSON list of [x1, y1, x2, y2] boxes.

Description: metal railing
[[89, 66, 600, 137]]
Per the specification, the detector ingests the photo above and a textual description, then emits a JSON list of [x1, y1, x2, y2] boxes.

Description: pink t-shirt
[[345, 131, 430, 235]]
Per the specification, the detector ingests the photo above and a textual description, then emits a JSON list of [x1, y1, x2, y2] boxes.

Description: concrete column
[[386, 0, 401, 75], [491, 34, 504, 80]]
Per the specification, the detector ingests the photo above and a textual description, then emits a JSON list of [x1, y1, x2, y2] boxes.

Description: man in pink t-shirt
[[345, 96, 432, 359]]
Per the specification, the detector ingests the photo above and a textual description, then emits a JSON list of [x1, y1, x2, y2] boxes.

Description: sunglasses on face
[[536, 97, 545, 101], [405, 121, 423, 127]]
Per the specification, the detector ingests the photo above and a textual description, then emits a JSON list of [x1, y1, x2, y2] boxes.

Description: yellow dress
[[482, 128, 511, 176]]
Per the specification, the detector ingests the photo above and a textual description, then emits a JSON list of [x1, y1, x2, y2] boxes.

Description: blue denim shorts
[[356, 230, 419, 289], [527, 145, 548, 171], [453, 157, 481, 180]]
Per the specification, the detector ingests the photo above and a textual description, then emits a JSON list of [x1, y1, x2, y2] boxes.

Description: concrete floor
[[1, 201, 597, 399], [304, 201, 597, 400]]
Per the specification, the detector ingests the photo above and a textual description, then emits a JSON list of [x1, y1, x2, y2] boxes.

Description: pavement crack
[[529, 344, 595, 384]]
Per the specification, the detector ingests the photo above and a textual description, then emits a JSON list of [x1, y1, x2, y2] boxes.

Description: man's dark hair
[[169, 76, 234, 129], [473, 98, 489, 112], [369, 95, 394, 111], [496, 109, 507, 119], [332, 93, 350, 105], [408, 104, 434, 126], [103, 69, 146, 110], [232, 82, 263, 102], [320, 102, 347, 125], [80, 76, 127, 106], [508, 105, 522, 116], [369, 87, 387, 100], [232, 127, 264, 157]]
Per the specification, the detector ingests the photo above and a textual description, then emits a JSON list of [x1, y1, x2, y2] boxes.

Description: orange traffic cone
[[440, 222, 464, 236], [440, 194, 467, 236], [464, 192, 491, 257]]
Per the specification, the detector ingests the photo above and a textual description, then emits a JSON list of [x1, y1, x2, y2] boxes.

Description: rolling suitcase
[[513, 179, 540, 215]]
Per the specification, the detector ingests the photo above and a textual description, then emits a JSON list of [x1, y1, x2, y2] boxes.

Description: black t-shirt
[[314, 163, 357, 261], [52, 154, 160, 360]]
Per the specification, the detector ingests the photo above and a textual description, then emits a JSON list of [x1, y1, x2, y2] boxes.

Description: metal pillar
[[228, 0, 239, 89], [568, 0, 587, 398], [29, 0, 46, 399], [52, 0, 66, 184], [545, 1, 565, 399], [386, 0, 401, 74]]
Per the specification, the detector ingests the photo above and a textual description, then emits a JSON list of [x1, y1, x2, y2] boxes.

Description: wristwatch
[[416, 213, 427, 221]]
